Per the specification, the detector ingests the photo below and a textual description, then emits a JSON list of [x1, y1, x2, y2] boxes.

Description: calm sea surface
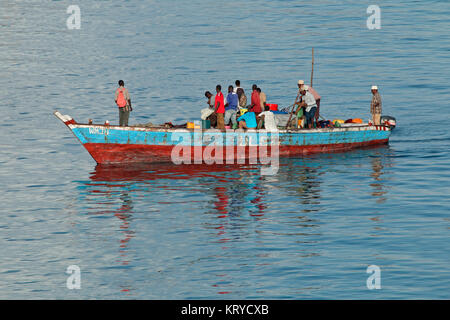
[[1, 0, 449, 299]]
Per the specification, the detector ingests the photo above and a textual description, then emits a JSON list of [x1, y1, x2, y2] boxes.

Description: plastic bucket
[[267, 103, 278, 111], [202, 119, 211, 129]]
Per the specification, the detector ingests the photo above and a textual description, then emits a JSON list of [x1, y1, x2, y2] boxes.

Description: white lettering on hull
[[88, 126, 109, 135]]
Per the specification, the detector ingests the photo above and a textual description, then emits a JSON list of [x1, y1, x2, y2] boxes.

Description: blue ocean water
[[1, 0, 449, 299]]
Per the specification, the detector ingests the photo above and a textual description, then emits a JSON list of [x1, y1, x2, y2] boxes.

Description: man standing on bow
[[370, 85, 382, 125], [115, 80, 132, 126]]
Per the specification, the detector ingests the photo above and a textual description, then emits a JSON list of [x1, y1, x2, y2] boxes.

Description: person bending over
[[237, 110, 257, 130], [295, 85, 317, 129]]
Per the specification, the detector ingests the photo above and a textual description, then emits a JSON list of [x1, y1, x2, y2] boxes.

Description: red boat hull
[[84, 139, 389, 164]]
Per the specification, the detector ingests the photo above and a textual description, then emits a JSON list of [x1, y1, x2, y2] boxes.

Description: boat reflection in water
[[81, 145, 394, 296]]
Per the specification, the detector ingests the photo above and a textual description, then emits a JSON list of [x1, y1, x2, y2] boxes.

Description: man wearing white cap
[[295, 85, 317, 129], [298, 80, 321, 122], [370, 85, 382, 125]]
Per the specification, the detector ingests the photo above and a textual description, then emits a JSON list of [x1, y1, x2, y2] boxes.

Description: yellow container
[[239, 108, 248, 116], [187, 122, 195, 129]]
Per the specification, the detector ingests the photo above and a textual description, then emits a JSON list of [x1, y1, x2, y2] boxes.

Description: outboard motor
[[381, 115, 396, 129]]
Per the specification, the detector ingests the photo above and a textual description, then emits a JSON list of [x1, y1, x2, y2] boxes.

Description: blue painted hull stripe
[[70, 126, 390, 147]]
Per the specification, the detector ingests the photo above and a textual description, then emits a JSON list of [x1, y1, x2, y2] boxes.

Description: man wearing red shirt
[[250, 84, 262, 115], [214, 85, 225, 130]]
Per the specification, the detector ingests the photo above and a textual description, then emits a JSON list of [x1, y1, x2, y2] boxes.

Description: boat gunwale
[[69, 122, 390, 134], [55, 110, 391, 134]]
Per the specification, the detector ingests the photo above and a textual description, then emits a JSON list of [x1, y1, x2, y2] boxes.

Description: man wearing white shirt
[[298, 79, 321, 122], [233, 80, 242, 94], [295, 85, 317, 129], [258, 106, 278, 132]]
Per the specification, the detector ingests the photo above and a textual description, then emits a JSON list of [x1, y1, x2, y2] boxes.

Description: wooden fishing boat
[[54, 111, 391, 164]]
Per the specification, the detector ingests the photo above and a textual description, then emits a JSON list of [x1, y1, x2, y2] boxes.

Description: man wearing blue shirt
[[237, 111, 257, 129], [224, 85, 239, 128]]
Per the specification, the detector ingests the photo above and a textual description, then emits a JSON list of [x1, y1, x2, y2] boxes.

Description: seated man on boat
[[258, 105, 278, 131], [295, 85, 317, 129], [237, 109, 257, 130]]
